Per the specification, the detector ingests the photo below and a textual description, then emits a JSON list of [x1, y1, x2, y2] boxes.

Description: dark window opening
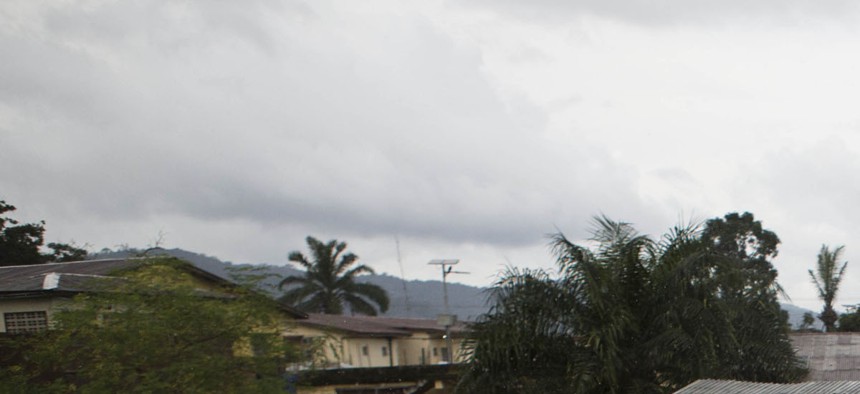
[[4, 311, 47, 334]]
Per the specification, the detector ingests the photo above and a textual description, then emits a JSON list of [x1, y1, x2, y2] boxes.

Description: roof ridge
[[0, 258, 131, 269]]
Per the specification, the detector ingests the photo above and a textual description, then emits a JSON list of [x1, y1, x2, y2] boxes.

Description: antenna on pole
[[395, 236, 411, 313], [429, 259, 468, 363]]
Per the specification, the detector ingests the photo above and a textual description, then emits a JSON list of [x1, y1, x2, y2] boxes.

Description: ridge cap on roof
[[0, 258, 131, 269], [45, 272, 118, 278]]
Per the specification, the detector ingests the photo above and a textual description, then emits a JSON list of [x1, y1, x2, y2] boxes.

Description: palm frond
[[343, 293, 380, 316], [347, 282, 389, 313], [278, 275, 311, 290], [281, 236, 389, 316], [335, 252, 358, 275]]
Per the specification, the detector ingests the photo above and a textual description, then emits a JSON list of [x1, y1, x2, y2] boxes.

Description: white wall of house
[[397, 334, 466, 365], [0, 297, 65, 333], [287, 324, 467, 368]]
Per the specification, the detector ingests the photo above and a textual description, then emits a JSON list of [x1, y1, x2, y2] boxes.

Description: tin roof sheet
[[676, 379, 860, 393], [792, 333, 860, 381]]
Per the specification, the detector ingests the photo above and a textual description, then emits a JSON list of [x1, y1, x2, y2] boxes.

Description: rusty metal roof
[[676, 379, 860, 393]]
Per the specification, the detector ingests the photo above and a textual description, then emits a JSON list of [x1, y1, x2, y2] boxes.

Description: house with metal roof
[[288, 313, 469, 369], [0, 258, 306, 333]]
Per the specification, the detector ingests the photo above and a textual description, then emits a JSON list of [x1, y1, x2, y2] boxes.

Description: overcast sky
[[3, 0, 860, 310]]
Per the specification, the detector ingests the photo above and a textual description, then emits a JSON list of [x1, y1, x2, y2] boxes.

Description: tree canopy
[[278, 236, 389, 316], [458, 213, 805, 393], [0, 257, 299, 393], [0, 200, 86, 266], [838, 308, 860, 332]]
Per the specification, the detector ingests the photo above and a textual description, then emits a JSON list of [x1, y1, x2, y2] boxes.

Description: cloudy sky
[[3, 0, 860, 310]]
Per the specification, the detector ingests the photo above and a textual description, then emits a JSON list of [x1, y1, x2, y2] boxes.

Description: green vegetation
[[808, 245, 848, 332], [278, 236, 389, 316], [798, 312, 819, 332], [839, 308, 860, 332], [0, 257, 298, 393], [0, 199, 87, 266], [458, 213, 805, 393]]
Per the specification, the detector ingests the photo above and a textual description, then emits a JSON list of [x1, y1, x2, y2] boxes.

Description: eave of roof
[[297, 313, 468, 337], [300, 315, 411, 337]]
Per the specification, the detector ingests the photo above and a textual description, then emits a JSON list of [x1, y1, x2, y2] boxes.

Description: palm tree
[[458, 214, 804, 393], [809, 245, 848, 332], [278, 236, 389, 316]]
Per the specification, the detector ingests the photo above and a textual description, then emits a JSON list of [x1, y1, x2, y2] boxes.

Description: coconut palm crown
[[809, 244, 848, 332], [278, 236, 389, 316]]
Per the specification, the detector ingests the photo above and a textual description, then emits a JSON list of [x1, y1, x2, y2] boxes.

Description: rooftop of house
[[791, 332, 860, 381], [675, 379, 860, 393], [0, 258, 307, 318], [300, 313, 469, 338], [0, 259, 145, 294]]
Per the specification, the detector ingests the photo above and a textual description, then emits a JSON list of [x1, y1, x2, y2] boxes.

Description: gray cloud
[[461, 0, 860, 26], [0, 0, 651, 250]]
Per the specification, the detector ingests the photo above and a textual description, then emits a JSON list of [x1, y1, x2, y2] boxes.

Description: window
[[361, 345, 369, 356], [432, 347, 438, 357], [441, 347, 450, 362], [381, 346, 388, 357], [4, 311, 48, 334]]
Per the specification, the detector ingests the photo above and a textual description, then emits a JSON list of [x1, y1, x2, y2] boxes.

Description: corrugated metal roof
[[0, 259, 308, 318], [676, 379, 860, 393], [302, 314, 412, 337], [791, 333, 860, 381], [0, 259, 139, 293]]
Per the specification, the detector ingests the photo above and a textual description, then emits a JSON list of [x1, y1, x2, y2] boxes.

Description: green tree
[[809, 245, 848, 332], [0, 257, 298, 393], [278, 236, 389, 315], [838, 308, 860, 332], [0, 200, 87, 266], [798, 312, 818, 332], [698, 212, 798, 382], [458, 214, 804, 394]]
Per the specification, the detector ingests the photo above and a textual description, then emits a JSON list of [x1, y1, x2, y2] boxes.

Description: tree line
[[0, 200, 86, 266], [5, 196, 860, 392], [457, 212, 806, 393]]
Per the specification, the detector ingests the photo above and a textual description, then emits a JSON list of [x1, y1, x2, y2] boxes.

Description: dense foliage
[[458, 213, 805, 393], [279, 236, 389, 315], [0, 200, 87, 266], [809, 245, 848, 332], [839, 309, 860, 332], [0, 257, 298, 393]]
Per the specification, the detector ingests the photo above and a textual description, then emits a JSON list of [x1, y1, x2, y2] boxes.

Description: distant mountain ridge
[[89, 247, 816, 326], [89, 248, 489, 320]]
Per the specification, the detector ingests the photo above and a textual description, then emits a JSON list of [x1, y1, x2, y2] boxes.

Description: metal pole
[[442, 265, 453, 363], [429, 259, 466, 364], [442, 265, 450, 314]]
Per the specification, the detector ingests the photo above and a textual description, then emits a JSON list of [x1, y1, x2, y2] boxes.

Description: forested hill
[[89, 248, 489, 320], [89, 247, 815, 325]]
